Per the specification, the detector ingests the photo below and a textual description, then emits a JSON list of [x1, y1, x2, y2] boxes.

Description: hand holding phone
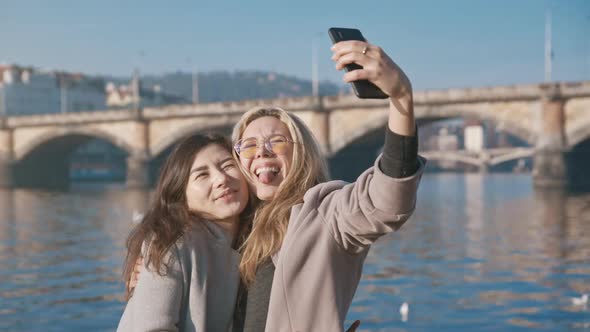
[[328, 27, 389, 99]]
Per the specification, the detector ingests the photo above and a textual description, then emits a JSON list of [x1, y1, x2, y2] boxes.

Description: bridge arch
[[150, 117, 240, 158], [330, 113, 387, 157], [567, 118, 590, 148], [13, 129, 133, 190], [565, 97, 590, 147], [566, 136, 590, 189], [417, 106, 536, 145], [15, 127, 134, 162], [331, 106, 535, 157], [328, 123, 386, 181]]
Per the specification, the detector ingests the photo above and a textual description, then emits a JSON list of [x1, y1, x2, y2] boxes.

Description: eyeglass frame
[[233, 134, 296, 159]]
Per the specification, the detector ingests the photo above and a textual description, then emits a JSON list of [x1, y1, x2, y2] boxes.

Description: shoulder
[[173, 223, 208, 254], [173, 222, 233, 260], [142, 225, 204, 263]]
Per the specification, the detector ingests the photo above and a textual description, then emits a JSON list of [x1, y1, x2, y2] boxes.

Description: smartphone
[[328, 27, 388, 99]]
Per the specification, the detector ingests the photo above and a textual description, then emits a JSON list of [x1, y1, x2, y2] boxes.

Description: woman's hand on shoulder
[[125, 255, 143, 298]]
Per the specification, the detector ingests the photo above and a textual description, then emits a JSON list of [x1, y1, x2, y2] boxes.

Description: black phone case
[[328, 27, 389, 99]]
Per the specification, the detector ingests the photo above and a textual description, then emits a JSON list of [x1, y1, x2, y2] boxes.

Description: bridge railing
[[3, 80, 590, 128]]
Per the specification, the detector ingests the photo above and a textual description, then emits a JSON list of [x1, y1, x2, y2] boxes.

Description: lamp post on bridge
[[132, 68, 140, 111], [544, 9, 553, 83], [192, 67, 199, 104], [131, 50, 146, 118], [311, 32, 323, 98], [586, 16, 590, 79], [310, 32, 331, 154], [187, 57, 199, 104], [533, 9, 569, 188], [59, 74, 69, 114], [0, 82, 6, 128]]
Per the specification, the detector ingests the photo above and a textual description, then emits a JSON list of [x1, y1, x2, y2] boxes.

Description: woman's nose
[[213, 170, 231, 187], [254, 141, 273, 158]]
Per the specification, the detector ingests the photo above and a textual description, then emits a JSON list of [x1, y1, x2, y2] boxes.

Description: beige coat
[[116, 220, 241, 332], [264, 155, 426, 332]]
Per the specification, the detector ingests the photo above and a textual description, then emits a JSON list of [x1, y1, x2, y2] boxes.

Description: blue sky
[[0, 0, 588, 90]]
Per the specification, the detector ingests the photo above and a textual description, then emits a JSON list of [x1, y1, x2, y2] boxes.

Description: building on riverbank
[[0, 64, 107, 116]]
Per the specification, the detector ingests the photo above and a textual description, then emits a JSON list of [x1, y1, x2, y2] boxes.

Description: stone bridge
[[421, 147, 535, 172], [0, 80, 589, 189]]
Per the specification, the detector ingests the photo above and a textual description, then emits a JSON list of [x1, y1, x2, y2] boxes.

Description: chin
[[255, 187, 278, 201], [216, 210, 239, 221]]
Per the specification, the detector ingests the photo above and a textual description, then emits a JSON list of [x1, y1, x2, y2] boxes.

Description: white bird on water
[[571, 294, 588, 306], [400, 302, 409, 322]]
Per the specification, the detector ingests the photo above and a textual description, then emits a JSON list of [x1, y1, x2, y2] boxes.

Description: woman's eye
[[270, 136, 287, 144], [223, 163, 235, 170], [241, 140, 257, 149], [194, 173, 208, 180]]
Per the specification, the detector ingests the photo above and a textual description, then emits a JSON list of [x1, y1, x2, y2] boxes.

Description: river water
[[1, 174, 589, 331]]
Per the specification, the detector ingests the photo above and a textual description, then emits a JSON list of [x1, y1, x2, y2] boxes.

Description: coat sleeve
[[117, 243, 184, 332], [311, 155, 426, 254]]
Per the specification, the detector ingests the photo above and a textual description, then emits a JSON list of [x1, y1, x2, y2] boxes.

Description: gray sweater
[[116, 221, 241, 332], [263, 155, 425, 331]]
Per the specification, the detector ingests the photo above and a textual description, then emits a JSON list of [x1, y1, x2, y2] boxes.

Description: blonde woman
[[232, 40, 425, 331]]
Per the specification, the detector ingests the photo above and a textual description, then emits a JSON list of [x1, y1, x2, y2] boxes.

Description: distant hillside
[[105, 70, 344, 103]]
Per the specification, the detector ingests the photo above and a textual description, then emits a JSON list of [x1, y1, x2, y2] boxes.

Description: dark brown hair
[[122, 132, 251, 298]]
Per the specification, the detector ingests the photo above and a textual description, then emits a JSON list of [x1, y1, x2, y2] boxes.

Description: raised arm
[[332, 41, 420, 177], [306, 41, 424, 253], [331, 40, 415, 136]]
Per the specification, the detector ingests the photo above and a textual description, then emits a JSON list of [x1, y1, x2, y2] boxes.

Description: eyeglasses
[[234, 134, 295, 159]]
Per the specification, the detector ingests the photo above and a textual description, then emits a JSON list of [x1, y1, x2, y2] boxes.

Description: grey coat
[[264, 155, 425, 331], [116, 220, 241, 332]]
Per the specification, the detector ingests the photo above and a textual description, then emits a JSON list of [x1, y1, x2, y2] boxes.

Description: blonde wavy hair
[[232, 106, 330, 286]]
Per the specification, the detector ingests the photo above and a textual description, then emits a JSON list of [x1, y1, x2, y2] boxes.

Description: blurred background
[[0, 0, 589, 331]]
